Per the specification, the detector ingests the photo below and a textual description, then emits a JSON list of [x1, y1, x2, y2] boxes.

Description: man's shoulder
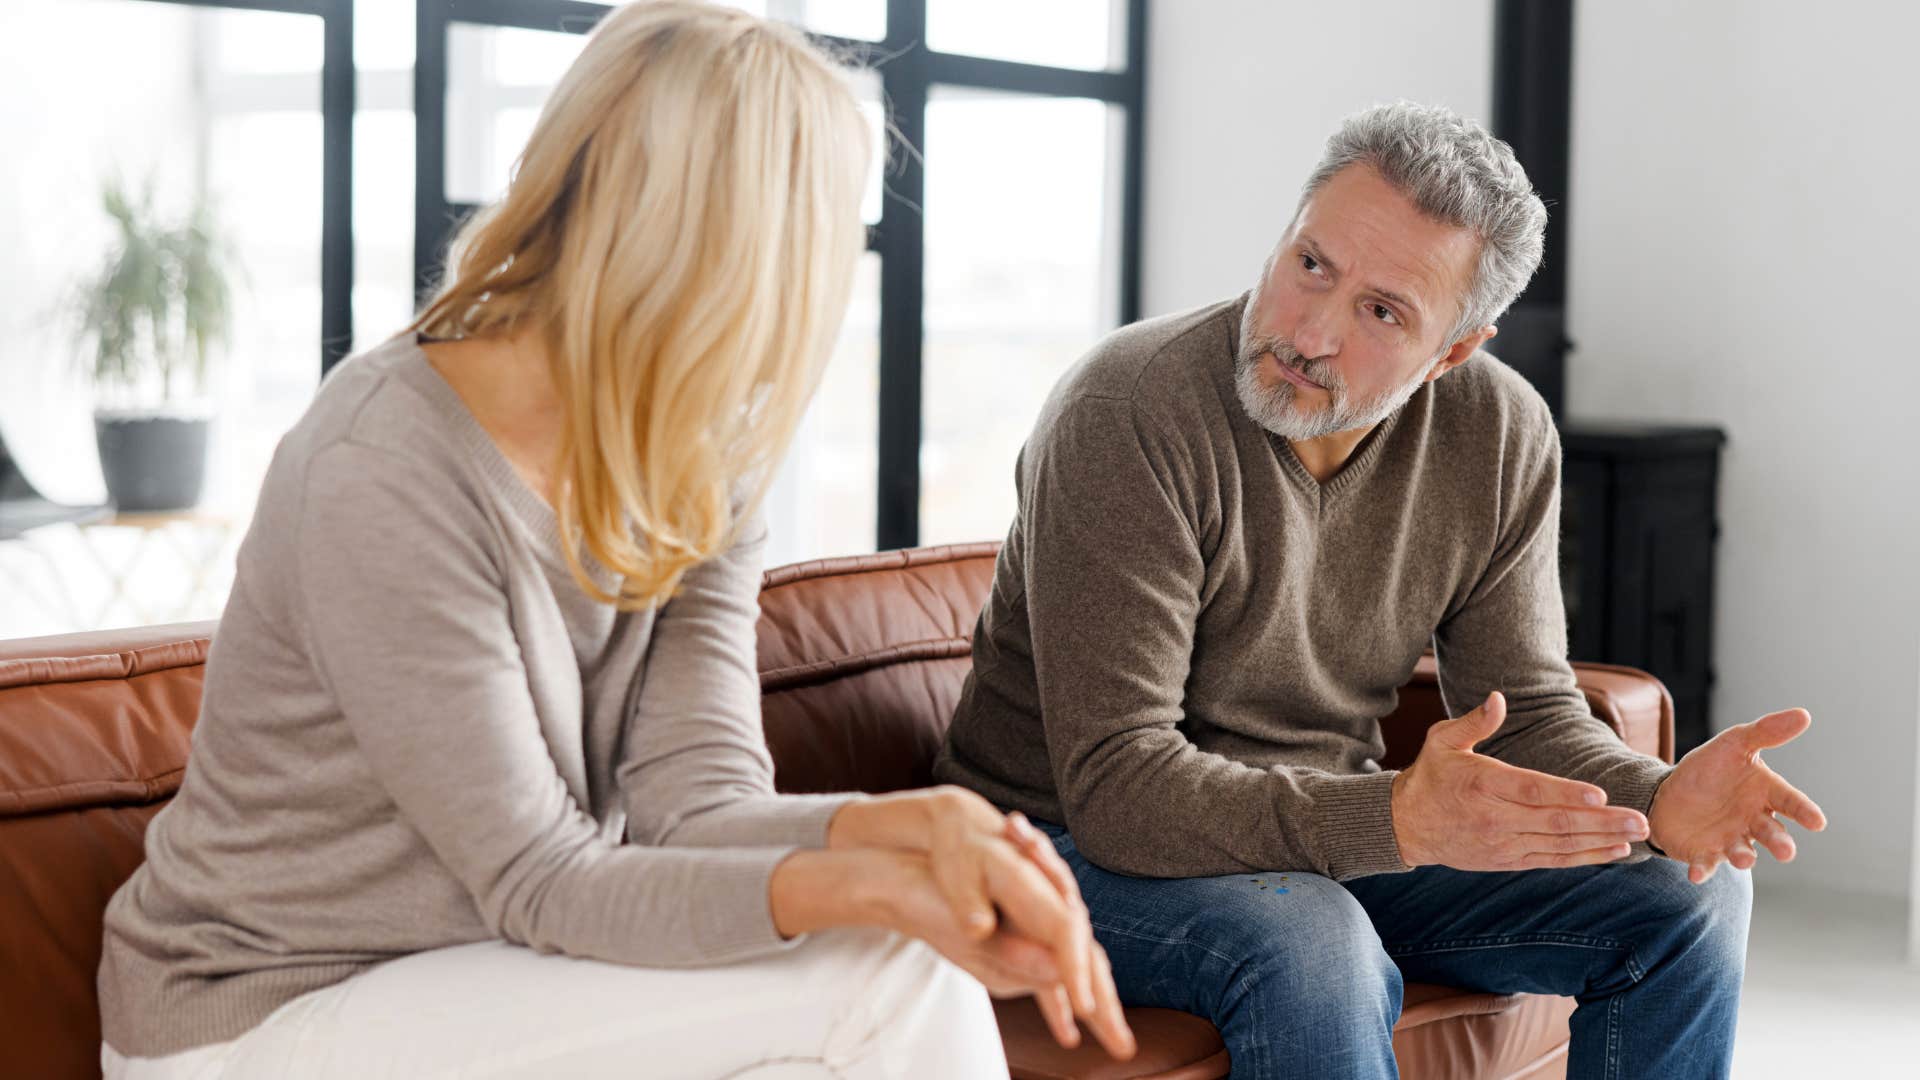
[[1054, 296, 1240, 407], [1427, 347, 1558, 451]]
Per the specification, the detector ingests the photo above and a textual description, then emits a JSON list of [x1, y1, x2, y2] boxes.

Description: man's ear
[[1422, 324, 1498, 384]]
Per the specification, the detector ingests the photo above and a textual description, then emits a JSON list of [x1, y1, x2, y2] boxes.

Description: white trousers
[[102, 928, 1009, 1079]]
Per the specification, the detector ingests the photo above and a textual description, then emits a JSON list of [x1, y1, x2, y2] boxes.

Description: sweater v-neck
[[1270, 407, 1404, 501]]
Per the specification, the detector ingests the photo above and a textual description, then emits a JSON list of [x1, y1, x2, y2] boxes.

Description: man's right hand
[[1390, 691, 1650, 870]]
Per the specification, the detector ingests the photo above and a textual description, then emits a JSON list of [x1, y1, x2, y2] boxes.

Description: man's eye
[[1371, 303, 1400, 326], [1300, 252, 1319, 274]]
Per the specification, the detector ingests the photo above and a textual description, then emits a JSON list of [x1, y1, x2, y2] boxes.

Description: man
[[931, 102, 1826, 1079]]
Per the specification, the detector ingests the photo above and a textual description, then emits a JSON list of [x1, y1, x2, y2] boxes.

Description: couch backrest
[[0, 541, 1669, 1079], [755, 543, 1001, 795]]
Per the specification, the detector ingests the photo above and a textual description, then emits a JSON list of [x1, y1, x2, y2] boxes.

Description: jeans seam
[[1604, 986, 1624, 1080], [1385, 931, 1628, 957], [1388, 933, 1648, 998]]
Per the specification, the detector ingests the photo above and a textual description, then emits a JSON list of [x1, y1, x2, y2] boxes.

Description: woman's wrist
[[826, 788, 955, 851], [768, 848, 911, 938]]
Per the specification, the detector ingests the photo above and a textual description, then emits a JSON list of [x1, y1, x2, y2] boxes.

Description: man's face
[[1236, 164, 1484, 440]]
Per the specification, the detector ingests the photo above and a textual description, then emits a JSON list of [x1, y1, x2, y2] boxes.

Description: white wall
[[1141, 0, 1494, 316], [1566, 0, 1920, 907]]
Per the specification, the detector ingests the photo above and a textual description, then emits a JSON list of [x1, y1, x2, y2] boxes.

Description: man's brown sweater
[[932, 294, 1672, 881]]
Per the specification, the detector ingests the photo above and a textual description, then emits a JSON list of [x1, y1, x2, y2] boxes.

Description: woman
[[97, 3, 1134, 1076]]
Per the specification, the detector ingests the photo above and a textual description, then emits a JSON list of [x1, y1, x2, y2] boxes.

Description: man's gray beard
[[1233, 337, 1430, 441]]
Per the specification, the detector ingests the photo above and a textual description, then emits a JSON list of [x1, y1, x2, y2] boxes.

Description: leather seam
[[0, 644, 210, 690], [0, 768, 186, 817], [757, 544, 999, 592], [759, 636, 972, 694]]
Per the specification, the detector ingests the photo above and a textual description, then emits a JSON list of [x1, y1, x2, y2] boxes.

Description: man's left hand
[[1647, 708, 1827, 884]]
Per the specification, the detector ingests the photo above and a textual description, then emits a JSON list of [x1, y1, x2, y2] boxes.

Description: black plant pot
[[94, 413, 210, 513]]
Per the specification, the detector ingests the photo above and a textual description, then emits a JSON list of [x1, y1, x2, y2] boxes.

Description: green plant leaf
[[70, 171, 239, 405]]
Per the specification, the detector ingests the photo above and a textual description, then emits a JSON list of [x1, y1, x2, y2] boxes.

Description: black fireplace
[[1559, 422, 1726, 755]]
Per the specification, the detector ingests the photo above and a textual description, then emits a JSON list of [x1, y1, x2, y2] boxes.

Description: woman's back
[[98, 335, 847, 1058]]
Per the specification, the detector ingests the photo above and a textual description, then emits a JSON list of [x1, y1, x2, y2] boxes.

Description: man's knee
[[1194, 877, 1401, 1028], [1614, 859, 1752, 983], [1679, 865, 1752, 971]]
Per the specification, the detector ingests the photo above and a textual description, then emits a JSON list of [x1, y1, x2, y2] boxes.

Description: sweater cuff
[[1609, 760, 1679, 859], [658, 792, 865, 850], [694, 847, 814, 960], [783, 792, 867, 849], [1309, 770, 1412, 881]]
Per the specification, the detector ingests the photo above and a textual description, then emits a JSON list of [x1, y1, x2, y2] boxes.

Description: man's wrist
[[1389, 768, 1426, 868], [1644, 771, 1676, 857]]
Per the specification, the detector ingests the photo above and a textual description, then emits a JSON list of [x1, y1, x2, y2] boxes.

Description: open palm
[[1647, 708, 1827, 883]]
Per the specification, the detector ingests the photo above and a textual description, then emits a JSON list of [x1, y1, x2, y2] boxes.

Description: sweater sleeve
[[617, 505, 862, 849], [1025, 396, 1410, 881], [1432, 404, 1674, 858], [294, 441, 811, 967]]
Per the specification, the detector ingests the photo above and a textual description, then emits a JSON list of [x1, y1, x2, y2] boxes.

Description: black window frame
[[412, 0, 1148, 551], [130, 0, 357, 374]]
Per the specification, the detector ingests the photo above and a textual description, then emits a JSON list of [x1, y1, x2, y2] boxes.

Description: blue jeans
[[1031, 819, 1749, 1080]]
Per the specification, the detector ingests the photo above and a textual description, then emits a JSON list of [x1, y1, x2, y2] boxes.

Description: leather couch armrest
[[1383, 655, 1676, 769], [1568, 661, 1675, 765]]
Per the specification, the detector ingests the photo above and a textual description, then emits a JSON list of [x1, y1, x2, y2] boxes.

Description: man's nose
[[1291, 297, 1342, 361]]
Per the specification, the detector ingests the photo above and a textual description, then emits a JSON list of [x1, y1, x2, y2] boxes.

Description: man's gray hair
[[1301, 101, 1547, 344]]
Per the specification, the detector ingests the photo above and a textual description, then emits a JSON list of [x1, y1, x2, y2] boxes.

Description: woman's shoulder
[[276, 333, 472, 477], [239, 335, 506, 582]]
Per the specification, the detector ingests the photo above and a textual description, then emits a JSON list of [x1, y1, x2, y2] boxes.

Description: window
[[416, 0, 1146, 556], [920, 88, 1123, 546], [0, 0, 350, 639], [0, 0, 1142, 638]]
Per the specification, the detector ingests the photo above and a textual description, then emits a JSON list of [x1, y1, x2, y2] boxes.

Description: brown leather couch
[[0, 541, 1672, 1079]]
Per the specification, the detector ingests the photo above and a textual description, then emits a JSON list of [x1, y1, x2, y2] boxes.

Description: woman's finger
[[1004, 815, 1085, 907], [985, 929, 1061, 986], [930, 846, 998, 940], [1081, 941, 1136, 1060], [996, 821, 1098, 1014], [1034, 982, 1081, 1050], [985, 851, 1095, 1014]]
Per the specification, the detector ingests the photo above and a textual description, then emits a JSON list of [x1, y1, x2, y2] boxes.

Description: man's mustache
[[1255, 340, 1340, 392]]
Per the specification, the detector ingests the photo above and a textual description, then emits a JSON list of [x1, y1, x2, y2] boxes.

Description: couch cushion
[[993, 981, 1576, 1080]]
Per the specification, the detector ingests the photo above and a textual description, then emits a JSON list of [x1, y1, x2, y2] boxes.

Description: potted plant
[[70, 177, 237, 513]]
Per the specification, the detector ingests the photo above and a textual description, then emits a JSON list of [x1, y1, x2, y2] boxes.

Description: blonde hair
[[411, 0, 870, 608]]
